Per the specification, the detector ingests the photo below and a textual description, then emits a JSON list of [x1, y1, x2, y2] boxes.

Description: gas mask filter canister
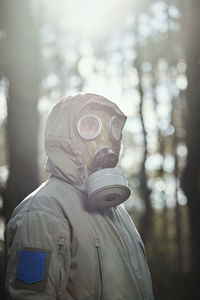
[[87, 168, 131, 209]]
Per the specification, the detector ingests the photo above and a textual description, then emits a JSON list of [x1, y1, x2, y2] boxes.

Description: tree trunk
[[2, 0, 40, 223], [181, 0, 200, 293], [136, 60, 153, 245]]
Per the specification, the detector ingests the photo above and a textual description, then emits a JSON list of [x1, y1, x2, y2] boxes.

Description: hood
[[45, 93, 127, 192]]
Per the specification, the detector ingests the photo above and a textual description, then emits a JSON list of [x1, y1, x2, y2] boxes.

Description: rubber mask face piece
[[77, 108, 130, 209], [77, 109, 123, 172]]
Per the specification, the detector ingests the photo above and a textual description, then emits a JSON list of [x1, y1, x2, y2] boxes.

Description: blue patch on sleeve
[[17, 250, 46, 284]]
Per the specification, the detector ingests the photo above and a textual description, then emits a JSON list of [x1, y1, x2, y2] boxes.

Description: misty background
[[0, 0, 200, 299]]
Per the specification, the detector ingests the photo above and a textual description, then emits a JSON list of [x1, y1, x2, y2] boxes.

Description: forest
[[0, 0, 200, 299]]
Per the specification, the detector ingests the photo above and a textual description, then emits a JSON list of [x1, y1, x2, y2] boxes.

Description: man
[[5, 93, 154, 300]]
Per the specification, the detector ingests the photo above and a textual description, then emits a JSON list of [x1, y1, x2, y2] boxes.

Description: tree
[[181, 0, 200, 293], [1, 0, 40, 224]]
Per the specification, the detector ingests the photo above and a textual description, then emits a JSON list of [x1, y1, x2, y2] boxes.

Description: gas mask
[[77, 108, 130, 208]]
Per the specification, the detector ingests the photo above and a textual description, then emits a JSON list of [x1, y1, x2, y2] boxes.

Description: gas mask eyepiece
[[77, 114, 102, 141], [77, 114, 122, 142]]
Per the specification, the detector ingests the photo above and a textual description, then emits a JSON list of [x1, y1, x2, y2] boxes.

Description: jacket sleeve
[[5, 208, 71, 300]]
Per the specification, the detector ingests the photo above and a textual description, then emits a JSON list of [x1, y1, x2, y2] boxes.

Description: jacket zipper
[[93, 238, 103, 300], [56, 242, 64, 299], [113, 208, 145, 298]]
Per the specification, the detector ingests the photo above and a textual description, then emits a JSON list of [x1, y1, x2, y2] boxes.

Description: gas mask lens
[[109, 116, 122, 141], [77, 114, 122, 142], [77, 114, 102, 140]]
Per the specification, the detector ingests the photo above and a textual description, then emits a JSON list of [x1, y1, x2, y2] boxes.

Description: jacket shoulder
[[10, 178, 77, 222]]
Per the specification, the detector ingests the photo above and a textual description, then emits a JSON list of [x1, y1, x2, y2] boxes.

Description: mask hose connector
[[92, 147, 118, 172]]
